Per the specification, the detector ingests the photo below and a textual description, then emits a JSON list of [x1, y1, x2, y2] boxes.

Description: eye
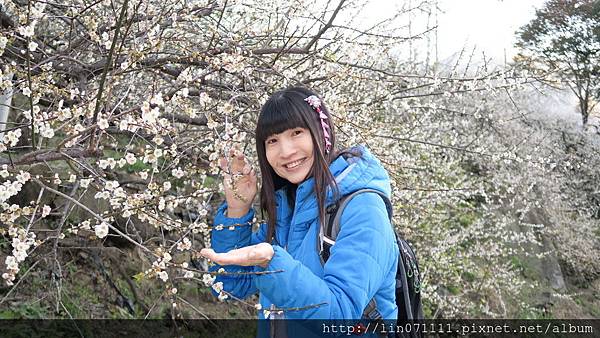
[[266, 137, 277, 145], [292, 129, 304, 136]]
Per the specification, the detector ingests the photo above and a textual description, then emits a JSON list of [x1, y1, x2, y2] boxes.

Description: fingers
[[199, 244, 271, 267], [200, 247, 247, 266], [219, 148, 250, 175], [199, 248, 214, 259], [242, 164, 251, 175], [218, 157, 228, 171], [200, 248, 238, 266]]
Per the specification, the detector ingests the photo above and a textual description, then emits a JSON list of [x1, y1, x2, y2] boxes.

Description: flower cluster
[[211, 280, 228, 301], [2, 227, 37, 286], [94, 221, 110, 239], [176, 237, 192, 251], [0, 129, 22, 152], [0, 171, 30, 204], [147, 251, 173, 283]]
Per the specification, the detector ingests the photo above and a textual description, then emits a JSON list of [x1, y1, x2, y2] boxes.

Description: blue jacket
[[210, 146, 398, 337]]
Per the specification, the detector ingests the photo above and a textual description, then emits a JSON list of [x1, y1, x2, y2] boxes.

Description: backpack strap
[[318, 188, 392, 264], [318, 188, 393, 324]]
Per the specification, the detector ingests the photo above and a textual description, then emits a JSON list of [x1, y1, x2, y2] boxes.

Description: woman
[[200, 86, 398, 337]]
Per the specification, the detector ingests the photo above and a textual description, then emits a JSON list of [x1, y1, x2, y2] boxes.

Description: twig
[[175, 296, 214, 322], [144, 291, 164, 319], [34, 178, 155, 256], [25, 187, 45, 233], [51, 182, 80, 314], [0, 147, 102, 166], [58, 297, 84, 337], [0, 260, 40, 307], [89, 0, 130, 147]]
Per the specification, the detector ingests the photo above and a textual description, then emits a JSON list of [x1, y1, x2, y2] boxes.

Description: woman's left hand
[[200, 243, 274, 268]]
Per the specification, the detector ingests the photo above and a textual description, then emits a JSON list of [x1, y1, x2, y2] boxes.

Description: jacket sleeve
[[209, 202, 268, 300], [253, 192, 398, 319]]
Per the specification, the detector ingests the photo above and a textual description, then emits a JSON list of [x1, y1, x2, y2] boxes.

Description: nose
[[279, 137, 296, 159]]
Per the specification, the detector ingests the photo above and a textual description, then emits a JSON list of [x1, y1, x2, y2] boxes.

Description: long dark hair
[[255, 86, 339, 244]]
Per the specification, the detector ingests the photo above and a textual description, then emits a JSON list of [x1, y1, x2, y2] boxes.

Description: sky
[[353, 0, 582, 124], [357, 0, 548, 64], [435, 0, 547, 63]]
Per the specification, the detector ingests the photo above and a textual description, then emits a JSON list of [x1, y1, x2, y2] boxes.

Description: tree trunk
[[0, 72, 13, 137], [579, 97, 589, 127]]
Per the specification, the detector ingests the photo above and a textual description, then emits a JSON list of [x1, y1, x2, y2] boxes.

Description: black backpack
[[318, 188, 424, 337]]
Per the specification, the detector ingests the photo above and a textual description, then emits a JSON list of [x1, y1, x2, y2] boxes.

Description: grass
[[0, 302, 50, 319]]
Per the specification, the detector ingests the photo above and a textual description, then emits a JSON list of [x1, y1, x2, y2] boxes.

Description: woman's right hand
[[219, 149, 257, 218]]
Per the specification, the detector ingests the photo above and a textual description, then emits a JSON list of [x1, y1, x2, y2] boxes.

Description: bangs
[[256, 94, 309, 143]]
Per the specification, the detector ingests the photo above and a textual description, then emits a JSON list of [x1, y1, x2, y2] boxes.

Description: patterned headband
[[304, 95, 332, 154]]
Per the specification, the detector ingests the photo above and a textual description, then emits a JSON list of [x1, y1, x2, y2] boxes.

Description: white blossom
[[176, 237, 191, 251], [0, 36, 8, 51], [79, 220, 91, 230], [17, 23, 35, 38], [94, 222, 109, 238], [157, 271, 168, 282], [125, 153, 136, 165], [5, 256, 18, 271], [217, 292, 228, 301], [172, 167, 185, 178], [80, 178, 92, 189], [97, 117, 109, 130], [15, 171, 30, 184], [41, 205, 51, 218], [39, 124, 55, 138], [28, 41, 38, 52]]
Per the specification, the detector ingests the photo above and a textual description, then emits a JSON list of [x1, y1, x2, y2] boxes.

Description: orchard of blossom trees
[[0, 0, 598, 321]]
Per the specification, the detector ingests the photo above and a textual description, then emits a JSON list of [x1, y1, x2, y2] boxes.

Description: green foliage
[[515, 0, 600, 124], [0, 235, 10, 250], [516, 305, 553, 319], [0, 302, 50, 319], [126, 160, 152, 173]]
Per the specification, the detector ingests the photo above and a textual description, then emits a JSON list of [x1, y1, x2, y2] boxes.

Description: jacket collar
[[274, 154, 350, 206], [294, 155, 349, 205]]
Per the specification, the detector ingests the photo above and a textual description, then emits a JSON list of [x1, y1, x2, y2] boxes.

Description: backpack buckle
[[326, 203, 338, 214]]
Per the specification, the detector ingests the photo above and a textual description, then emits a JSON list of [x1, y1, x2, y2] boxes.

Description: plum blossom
[[80, 178, 92, 189], [0, 36, 7, 51], [15, 171, 30, 184], [41, 205, 51, 218], [172, 167, 185, 178], [97, 117, 109, 130], [202, 273, 216, 286], [94, 222, 109, 238], [17, 23, 35, 38], [28, 41, 38, 52], [157, 270, 168, 282], [176, 237, 191, 251], [125, 153, 136, 165]]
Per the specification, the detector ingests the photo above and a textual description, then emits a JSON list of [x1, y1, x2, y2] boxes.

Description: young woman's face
[[265, 127, 314, 184]]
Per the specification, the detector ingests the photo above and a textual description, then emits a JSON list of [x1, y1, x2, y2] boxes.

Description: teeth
[[285, 158, 305, 169]]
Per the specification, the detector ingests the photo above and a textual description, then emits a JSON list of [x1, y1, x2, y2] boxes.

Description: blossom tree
[[0, 0, 595, 320], [515, 0, 600, 126]]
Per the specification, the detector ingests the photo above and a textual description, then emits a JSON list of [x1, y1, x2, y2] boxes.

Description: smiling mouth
[[284, 158, 307, 169]]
